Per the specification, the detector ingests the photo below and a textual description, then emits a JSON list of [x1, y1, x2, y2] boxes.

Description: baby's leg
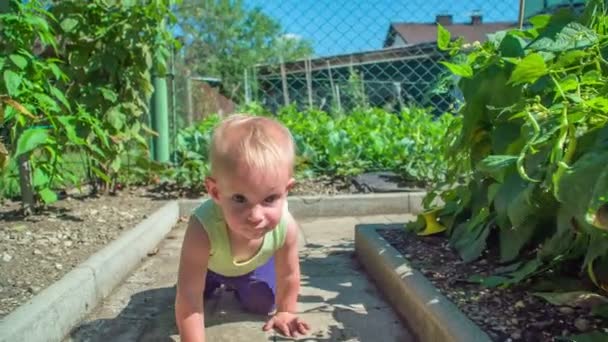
[[204, 270, 223, 299], [235, 256, 276, 315]]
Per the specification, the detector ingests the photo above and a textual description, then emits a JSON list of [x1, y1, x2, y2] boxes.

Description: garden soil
[[379, 229, 608, 342]]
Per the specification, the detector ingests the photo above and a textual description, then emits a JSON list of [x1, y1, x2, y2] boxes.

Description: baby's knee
[[239, 281, 275, 315]]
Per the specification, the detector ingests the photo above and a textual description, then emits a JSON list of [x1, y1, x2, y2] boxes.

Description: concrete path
[[65, 214, 416, 342]]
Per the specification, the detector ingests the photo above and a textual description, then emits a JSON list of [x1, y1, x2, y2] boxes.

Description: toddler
[[175, 114, 310, 341]]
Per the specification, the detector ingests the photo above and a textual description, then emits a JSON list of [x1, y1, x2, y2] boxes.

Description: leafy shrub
[[0, 0, 176, 205], [411, 1, 608, 293]]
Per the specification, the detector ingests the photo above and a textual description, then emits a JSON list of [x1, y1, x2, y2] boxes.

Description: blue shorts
[[204, 256, 276, 315]]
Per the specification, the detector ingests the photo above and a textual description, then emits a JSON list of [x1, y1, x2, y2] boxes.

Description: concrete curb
[[355, 225, 492, 342], [0, 201, 180, 342], [180, 192, 427, 219]]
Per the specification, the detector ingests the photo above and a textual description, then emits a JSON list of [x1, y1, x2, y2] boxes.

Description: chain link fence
[[170, 0, 588, 141]]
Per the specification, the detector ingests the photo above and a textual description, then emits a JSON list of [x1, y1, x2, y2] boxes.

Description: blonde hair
[[209, 114, 295, 177]]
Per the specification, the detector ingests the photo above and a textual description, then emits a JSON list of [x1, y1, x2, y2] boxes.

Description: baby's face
[[206, 164, 294, 240]]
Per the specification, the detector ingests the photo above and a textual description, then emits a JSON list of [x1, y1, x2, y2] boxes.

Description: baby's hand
[[263, 311, 310, 337]]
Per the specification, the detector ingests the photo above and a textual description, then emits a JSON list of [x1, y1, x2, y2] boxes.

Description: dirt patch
[[0, 188, 166, 319], [143, 175, 359, 200], [378, 229, 608, 342]]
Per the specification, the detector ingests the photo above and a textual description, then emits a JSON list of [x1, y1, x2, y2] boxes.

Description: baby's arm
[[274, 212, 301, 312], [264, 211, 310, 337], [175, 216, 210, 342]]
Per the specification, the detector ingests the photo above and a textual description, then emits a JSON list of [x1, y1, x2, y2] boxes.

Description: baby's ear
[[205, 177, 220, 202], [286, 177, 296, 192]]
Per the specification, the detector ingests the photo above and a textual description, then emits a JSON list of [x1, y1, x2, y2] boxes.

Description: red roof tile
[[386, 22, 517, 47]]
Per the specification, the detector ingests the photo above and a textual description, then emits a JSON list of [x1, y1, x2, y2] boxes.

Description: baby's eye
[[231, 194, 246, 203], [264, 195, 279, 204]]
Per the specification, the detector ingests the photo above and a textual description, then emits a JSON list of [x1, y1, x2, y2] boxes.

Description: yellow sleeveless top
[[192, 198, 288, 277]]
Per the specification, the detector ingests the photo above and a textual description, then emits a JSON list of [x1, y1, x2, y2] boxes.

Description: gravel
[[0, 188, 166, 319]]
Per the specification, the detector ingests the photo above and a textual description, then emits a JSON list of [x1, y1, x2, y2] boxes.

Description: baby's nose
[[247, 205, 264, 223]]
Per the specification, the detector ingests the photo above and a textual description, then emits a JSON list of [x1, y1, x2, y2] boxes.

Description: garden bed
[[377, 229, 608, 342], [0, 188, 167, 319]]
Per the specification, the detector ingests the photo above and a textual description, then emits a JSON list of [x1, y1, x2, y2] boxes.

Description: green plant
[[1, 0, 76, 206], [48, 0, 178, 192], [170, 106, 454, 189], [412, 2, 608, 296], [278, 105, 454, 183], [0, 0, 180, 207], [164, 114, 220, 189]]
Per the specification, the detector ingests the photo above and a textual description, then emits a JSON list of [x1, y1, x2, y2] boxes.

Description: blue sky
[[243, 0, 524, 57]]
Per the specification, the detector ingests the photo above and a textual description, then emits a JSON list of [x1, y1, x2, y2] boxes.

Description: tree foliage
[[175, 0, 314, 101]]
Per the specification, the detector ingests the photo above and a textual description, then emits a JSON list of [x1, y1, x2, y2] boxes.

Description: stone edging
[[180, 192, 426, 218], [355, 224, 492, 342]]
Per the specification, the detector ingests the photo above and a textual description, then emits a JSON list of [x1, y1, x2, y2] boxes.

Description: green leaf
[[106, 107, 125, 130], [508, 53, 547, 85], [110, 158, 121, 172], [477, 155, 518, 176], [555, 331, 608, 342], [500, 219, 537, 263], [48, 64, 64, 80], [57, 116, 84, 145], [440, 62, 473, 78], [15, 128, 49, 156], [558, 148, 608, 231], [33, 168, 49, 187], [539, 207, 579, 260], [507, 258, 543, 284], [91, 166, 111, 184], [532, 291, 608, 308], [0, 57, 5, 70], [50, 86, 70, 110], [528, 22, 598, 52], [437, 23, 451, 50], [494, 173, 528, 230], [585, 97, 608, 114], [38, 188, 57, 204], [592, 303, 608, 318], [100, 88, 118, 103], [450, 208, 491, 262], [498, 34, 525, 58], [3, 70, 22, 96], [488, 183, 501, 204], [9, 54, 28, 70], [558, 74, 579, 93], [467, 274, 510, 288], [584, 232, 608, 273], [60, 17, 79, 33], [25, 16, 50, 33], [556, 50, 586, 68], [529, 14, 551, 30]]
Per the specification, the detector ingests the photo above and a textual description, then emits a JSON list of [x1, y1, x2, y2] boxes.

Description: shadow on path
[[68, 222, 411, 342]]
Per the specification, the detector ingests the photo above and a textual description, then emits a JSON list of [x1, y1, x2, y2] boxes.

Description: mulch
[[378, 228, 608, 342]]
